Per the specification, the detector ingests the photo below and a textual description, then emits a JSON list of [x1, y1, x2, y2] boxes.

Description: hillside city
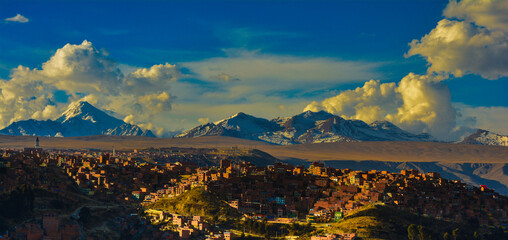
[[2, 1, 508, 240], [0, 138, 507, 240]]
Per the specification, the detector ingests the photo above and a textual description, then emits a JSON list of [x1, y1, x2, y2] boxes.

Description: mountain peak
[[214, 112, 255, 125], [293, 110, 335, 123], [460, 129, 508, 146], [292, 110, 334, 124], [58, 101, 98, 122], [233, 112, 248, 117], [299, 110, 332, 117], [0, 101, 155, 137], [180, 110, 436, 144]]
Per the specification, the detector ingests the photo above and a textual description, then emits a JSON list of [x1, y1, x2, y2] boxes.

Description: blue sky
[[1, 0, 507, 138]]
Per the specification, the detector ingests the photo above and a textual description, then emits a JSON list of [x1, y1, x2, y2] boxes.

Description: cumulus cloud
[[304, 73, 456, 140], [304, 79, 400, 124], [39, 40, 123, 94], [407, 0, 508, 79], [305, 0, 508, 141], [444, 0, 508, 32], [386, 74, 456, 138], [407, 19, 508, 79], [5, 14, 29, 23], [123, 63, 180, 95], [0, 40, 181, 136]]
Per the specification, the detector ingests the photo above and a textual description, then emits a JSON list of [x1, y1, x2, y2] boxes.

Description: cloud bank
[[5, 14, 29, 23], [305, 74, 456, 140], [407, 0, 508, 80], [0, 40, 180, 136], [305, 0, 508, 140], [183, 49, 382, 94]]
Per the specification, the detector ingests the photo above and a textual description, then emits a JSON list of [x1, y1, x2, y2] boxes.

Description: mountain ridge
[[0, 101, 155, 137], [178, 110, 435, 145], [459, 129, 508, 146]]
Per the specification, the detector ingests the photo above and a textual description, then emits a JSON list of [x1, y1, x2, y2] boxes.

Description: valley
[[1, 135, 508, 196]]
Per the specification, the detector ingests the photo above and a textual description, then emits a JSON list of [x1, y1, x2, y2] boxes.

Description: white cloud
[[386, 74, 456, 138], [123, 63, 180, 95], [39, 40, 123, 94], [444, 0, 508, 32], [0, 40, 181, 136], [305, 0, 508, 141], [407, 19, 508, 79], [304, 73, 457, 140], [183, 49, 382, 90], [177, 49, 384, 116], [407, 0, 508, 80], [5, 14, 29, 23], [304, 79, 400, 124]]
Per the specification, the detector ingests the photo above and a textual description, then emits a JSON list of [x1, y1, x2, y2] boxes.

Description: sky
[[0, 0, 507, 139]]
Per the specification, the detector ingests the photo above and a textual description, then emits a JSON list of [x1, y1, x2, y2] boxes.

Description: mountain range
[[0, 101, 155, 137], [459, 129, 508, 146], [177, 111, 435, 145], [1, 102, 506, 146]]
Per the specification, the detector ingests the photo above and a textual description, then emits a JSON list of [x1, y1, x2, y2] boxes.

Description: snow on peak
[[0, 101, 155, 137], [298, 110, 334, 119], [56, 101, 123, 127], [58, 101, 97, 122], [213, 112, 255, 125], [179, 111, 435, 144], [460, 129, 508, 146]]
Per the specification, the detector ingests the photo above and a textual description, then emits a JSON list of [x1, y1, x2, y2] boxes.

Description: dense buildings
[[1, 146, 507, 239]]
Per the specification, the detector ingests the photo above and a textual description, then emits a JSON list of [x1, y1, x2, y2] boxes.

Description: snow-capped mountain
[[178, 110, 434, 145], [0, 101, 155, 137], [181, 112, 281, 139], [459, 129, 508, 146]]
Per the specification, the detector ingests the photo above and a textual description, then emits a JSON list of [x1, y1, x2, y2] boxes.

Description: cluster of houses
[[2, 144, 508, 239], [144, 210, 234, 240], [143, 159, 508, 229], [310, 233, 357, 240]]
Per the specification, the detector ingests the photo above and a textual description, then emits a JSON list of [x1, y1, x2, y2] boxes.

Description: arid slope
[[1, 135, 507, 163]]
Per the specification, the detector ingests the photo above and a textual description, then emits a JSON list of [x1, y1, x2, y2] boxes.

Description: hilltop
[[459, 129, 508, 146], [146, 187, 241, 220], [326, 203, 472, 240]]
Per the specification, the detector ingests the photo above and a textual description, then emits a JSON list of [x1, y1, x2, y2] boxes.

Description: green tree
[[408, 224, 418, 240]]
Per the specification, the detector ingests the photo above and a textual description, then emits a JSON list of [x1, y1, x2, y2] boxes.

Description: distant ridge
[[459, 129, 508, 146], [0, 101, 155, 137], [178, 110, 434, 145]]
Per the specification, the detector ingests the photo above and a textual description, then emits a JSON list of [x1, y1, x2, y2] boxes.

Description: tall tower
[[35, 137, 40, 148]]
